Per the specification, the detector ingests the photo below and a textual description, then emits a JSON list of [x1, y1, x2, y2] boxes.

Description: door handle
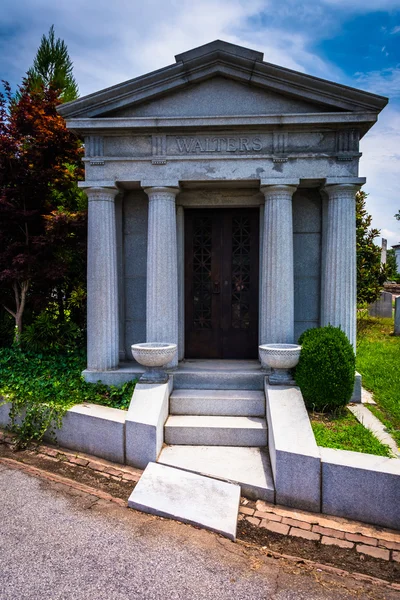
[[212, 280, 220, 294]]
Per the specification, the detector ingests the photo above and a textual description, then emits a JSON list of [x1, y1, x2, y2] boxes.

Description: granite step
[[173, 367, 265, 391], [170, 389, 265, 417], [128, 462, 241, 540], [158, 445, 275, 502], [164, 415, 268, 446]]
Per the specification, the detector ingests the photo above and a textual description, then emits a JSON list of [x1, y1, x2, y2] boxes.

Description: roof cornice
[[58, 40, 388, 119]]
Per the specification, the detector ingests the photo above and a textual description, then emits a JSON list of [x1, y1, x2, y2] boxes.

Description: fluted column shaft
[[145, 187, 179, 367], [260, 185, 296, 344], [86, 187, 119, 370], [321, 184, 358, 350]]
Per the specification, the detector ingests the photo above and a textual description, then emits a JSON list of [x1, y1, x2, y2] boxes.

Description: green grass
[[310, 409, 392, 457], [0, 347, 136, 447], [356, 315, 400, 446]]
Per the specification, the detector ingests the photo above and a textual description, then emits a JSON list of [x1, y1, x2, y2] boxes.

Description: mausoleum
[[59, 40, 387, 382]]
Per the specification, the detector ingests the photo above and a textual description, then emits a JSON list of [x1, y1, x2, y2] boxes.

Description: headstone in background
[[368, 291, 393, 318], [381, 238, 387, 265], [393, 244, 400, 274], [395, 297, 400, 336]]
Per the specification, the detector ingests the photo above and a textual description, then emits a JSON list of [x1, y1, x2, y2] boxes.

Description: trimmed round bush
[[295, 326, 355, 412]]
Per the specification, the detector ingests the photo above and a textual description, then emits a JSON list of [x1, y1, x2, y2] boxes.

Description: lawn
[[0, 347, 136, 446], [310, 409, 392, 457], [356, 316, 400, 447]]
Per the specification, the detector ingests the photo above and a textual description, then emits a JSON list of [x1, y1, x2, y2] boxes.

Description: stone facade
[[58, 40, 387, 378]]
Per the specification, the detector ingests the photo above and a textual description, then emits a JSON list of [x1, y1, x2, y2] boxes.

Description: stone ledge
[[125, 380, 173, 469], [320, 447, 400, 530], [265, 383, 321, 512]]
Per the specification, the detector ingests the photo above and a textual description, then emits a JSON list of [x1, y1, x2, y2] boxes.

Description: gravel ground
[[0, 463, 399, 600]]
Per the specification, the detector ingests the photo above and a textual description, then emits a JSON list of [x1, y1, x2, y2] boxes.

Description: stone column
[[145, 187, 179, 367], [321, 184, 358, 350], [260, 185, 297, 344], [86, 186, 119, 371]]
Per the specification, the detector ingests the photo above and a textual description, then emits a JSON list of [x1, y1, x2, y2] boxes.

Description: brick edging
[[240, 499, 400, 565]]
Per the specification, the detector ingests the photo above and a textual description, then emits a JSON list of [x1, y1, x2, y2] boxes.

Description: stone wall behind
[[293, 189, 322, 341]]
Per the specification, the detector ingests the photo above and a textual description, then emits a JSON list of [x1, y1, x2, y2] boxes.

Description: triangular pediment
[[105, 76, 333, 118], [58, 40, 387, 120]]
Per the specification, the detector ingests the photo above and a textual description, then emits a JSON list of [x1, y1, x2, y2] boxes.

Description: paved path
[[0, 464, 398, 600]]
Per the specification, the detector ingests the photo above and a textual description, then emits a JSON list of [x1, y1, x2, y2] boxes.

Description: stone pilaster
[[86, 186, 119, 370], [321, 184, 358, 350], [260, 185, 297, 344], [145, 187, 179, 367]]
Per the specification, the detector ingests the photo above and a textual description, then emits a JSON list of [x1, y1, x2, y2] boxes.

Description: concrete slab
[[265, 383, 321, 512], [158, 445, 275, 501], [348, 404, 399, 457], [170, 389, 265, 416], [128, 462, 241, 540], [320, 447, 400, 530], [165, 415, 268, 446]]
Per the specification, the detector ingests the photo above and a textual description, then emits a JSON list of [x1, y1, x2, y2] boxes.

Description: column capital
[[144, 186, 180, 201], [85, 186, 119, 203], [260, 184, 298, 197], [322, 183, 361, 198]]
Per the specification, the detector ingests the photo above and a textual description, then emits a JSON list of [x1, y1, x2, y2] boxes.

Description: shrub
[[0, 347, 136, 448], [295, 326, 355, 412]]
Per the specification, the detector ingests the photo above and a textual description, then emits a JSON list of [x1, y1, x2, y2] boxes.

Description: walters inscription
[[174, 136, 263, 154]]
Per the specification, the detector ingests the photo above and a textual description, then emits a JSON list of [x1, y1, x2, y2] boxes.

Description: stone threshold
[[1, 430, 399, 567]]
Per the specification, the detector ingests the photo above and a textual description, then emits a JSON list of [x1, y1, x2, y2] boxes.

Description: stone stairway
[[158, 386, 275, 502]]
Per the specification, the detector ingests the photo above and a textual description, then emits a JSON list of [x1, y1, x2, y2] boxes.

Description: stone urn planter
[[259, 343, 301, 385], [131, 343, 177, 384]]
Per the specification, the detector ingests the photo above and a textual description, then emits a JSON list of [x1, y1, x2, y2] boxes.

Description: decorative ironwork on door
[[192, 216, 212, 329], [231, 216, 251, 329]]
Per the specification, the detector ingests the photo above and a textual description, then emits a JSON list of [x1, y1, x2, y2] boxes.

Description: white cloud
[[360, 106, 400, 248], [354, 67, 400, 98], [321, 0, 400, 9]]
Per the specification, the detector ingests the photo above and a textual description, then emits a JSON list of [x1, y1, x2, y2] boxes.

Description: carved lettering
[[176, 138, 193, 153], [174, 136, 263, 154]]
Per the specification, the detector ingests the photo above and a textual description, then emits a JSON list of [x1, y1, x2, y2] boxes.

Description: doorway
[[185, 208, 259, 359]]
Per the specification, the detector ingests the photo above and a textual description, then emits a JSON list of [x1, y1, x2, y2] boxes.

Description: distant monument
[[381, 238, 387, 265]]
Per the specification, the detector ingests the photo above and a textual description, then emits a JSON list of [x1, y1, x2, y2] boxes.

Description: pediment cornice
[[58, 40, 387, 120]]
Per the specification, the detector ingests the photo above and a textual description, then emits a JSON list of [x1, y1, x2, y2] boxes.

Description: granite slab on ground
[[128, 462, 241, 540]]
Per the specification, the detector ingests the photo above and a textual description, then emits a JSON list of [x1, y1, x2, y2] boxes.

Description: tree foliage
[[0, 78, 85, 341], [386, 249, 398, 279], [356, 191, 387, 305], [27, 25, 78, 103]]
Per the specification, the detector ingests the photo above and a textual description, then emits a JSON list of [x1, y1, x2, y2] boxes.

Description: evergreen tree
[[27, 25, 78, 102], [356, 191, 387, 305]]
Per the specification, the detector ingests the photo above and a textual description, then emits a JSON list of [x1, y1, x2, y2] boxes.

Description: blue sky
[[1, 0, 400, 247]]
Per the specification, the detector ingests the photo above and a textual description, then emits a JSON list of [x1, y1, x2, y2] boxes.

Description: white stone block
[[125, 380, 172, 469], [128, 462, 241, 540], [320, 447, 400, 530], [265, 383, 321, 512]]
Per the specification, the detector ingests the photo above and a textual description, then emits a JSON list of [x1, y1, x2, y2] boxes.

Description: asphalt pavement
[[0, 463, 398, 600]]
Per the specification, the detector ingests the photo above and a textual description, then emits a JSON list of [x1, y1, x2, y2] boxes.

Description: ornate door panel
[[185, 209, 259, 359]]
